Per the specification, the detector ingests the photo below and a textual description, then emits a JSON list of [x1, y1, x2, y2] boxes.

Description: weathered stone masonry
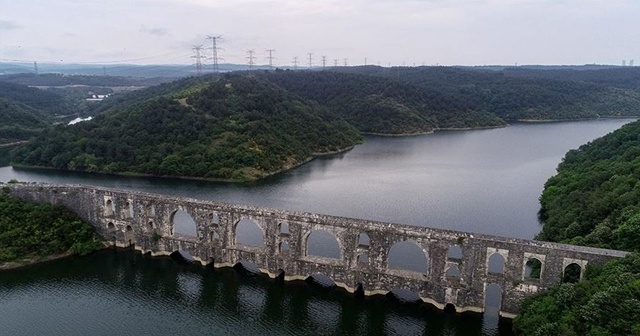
[[6, 183, 628, 317]]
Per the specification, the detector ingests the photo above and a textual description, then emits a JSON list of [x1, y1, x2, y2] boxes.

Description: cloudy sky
[[1, 0, 638, 67]]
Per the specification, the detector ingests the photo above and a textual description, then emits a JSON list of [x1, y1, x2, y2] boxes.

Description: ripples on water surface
[[0, 249, 514, 335]]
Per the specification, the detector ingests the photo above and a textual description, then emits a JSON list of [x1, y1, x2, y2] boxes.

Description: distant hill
[[11, 75, 362, 181], [0, 81, 79, 144], [334, 66, 640, 121], [257, 70, 505, 134]]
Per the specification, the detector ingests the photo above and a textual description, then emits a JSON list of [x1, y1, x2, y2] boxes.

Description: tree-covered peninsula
[[0, 185, 103, 266], [514, 119, 640, 335], [11, 75, 362, 181]]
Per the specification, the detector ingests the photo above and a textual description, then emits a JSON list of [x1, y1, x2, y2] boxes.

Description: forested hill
[[334, 66, 640, 121], [0, 81, 79, 144], [11, 75, 362, 181], [537, 119, 640, 250], [513, 120, 640, 335], [257, 70, 505, 134]]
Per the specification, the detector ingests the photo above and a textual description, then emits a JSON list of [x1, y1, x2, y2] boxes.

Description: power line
[[265, 49, 276, 69], [246, 49, 255, 71], [206, 35, 223, 72], [191, 45, 205, 74]]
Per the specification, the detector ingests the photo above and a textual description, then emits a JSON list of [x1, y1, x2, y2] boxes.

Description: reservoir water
[[0, 119, 634, 335]]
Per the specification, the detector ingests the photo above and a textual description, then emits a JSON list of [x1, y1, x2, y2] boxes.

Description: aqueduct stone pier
[[6, 183, 628, 317]]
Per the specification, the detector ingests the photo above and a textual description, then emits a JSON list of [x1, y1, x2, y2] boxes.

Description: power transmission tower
[[343, 58, 348, 67], [321, 55, 327, 68], [307, 52, 313, 68], [364, 57, 367, 66], [191, 45, 205, 74], [33, 61, 38, 75], [206, 35, 223, 72], [293, 56, 298, 69], [334, 59, 338, 67], [265, 49, 276, 69], [246, 50, 256, 71]]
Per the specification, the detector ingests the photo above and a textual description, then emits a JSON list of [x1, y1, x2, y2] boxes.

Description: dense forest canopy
[[515, 119, 640, 335], [11, 75, 362, 181], [336, 66, 640, 121], [536, 120, 640, 250], [0, 185, 103, 263], [258, 70, 505, 134]]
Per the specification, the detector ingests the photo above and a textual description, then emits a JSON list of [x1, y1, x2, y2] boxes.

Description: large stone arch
[[170, 208, 199, 239], [233, 217, 265, 247], [387, 238, 430, 274], [304, 229, 342, 259], [486, 248, 508, 275]]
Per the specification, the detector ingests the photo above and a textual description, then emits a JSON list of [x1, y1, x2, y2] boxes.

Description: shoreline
[[0, 252, 74, 271], [363, 123, 508, 137], [10, 144, 358, 184]]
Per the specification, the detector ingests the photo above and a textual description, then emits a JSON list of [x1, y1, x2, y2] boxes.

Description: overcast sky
[[1, 0, 639, 67]]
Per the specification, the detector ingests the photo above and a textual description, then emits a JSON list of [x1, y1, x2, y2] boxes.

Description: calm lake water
[[0, 119, 635, 335]]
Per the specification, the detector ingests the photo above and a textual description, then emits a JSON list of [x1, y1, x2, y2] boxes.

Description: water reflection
[[0, 249, 514, 335]]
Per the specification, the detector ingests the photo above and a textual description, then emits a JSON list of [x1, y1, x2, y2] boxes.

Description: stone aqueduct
[[7, 183, 628, 317]]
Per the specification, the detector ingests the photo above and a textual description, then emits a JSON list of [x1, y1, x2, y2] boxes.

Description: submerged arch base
[[130, 244, 504, 317]]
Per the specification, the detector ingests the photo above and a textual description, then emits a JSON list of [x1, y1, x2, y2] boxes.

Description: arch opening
[[234, 260, 262, 275], [107, 222, 115, 231], [357, 253, 369, 266], [105, 199, 114, 217], [306, 230, 341, 259], [209, 212, 219, 226], [447, 245, 463, 260], [275, 269, 285, 283], [147, 221, 154, 229], [484, 283, 503, 312], [524, 258, 543, 280], [306, 274, 337, 288], [125, 201, 133, 218], [280, 223, 290, 235], [125, 225, 133, 232], [387, 240, 429, 274], [487, 253, 505, 274], [279, 241, 290, 252], [358, 232, 370, 247], [563, 263, 582, 283], [172, 210, 198, 238], [171, 250, 196, 264], [354, 283, 365, 299], [444, 303, 457, 313], [235, 218, 264, 247], [445, 266, 461, 279], [388, 288, 422, 303]]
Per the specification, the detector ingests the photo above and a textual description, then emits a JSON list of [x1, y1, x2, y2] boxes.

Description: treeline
[[335, 66, 640, 121], [537, 120, 640, 250], [0, 73, 166, 87], [0, 185, 103, 263], [11, 75, 361, 181], [258, 70, 505, 134], [514, 119, 640, 335]]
